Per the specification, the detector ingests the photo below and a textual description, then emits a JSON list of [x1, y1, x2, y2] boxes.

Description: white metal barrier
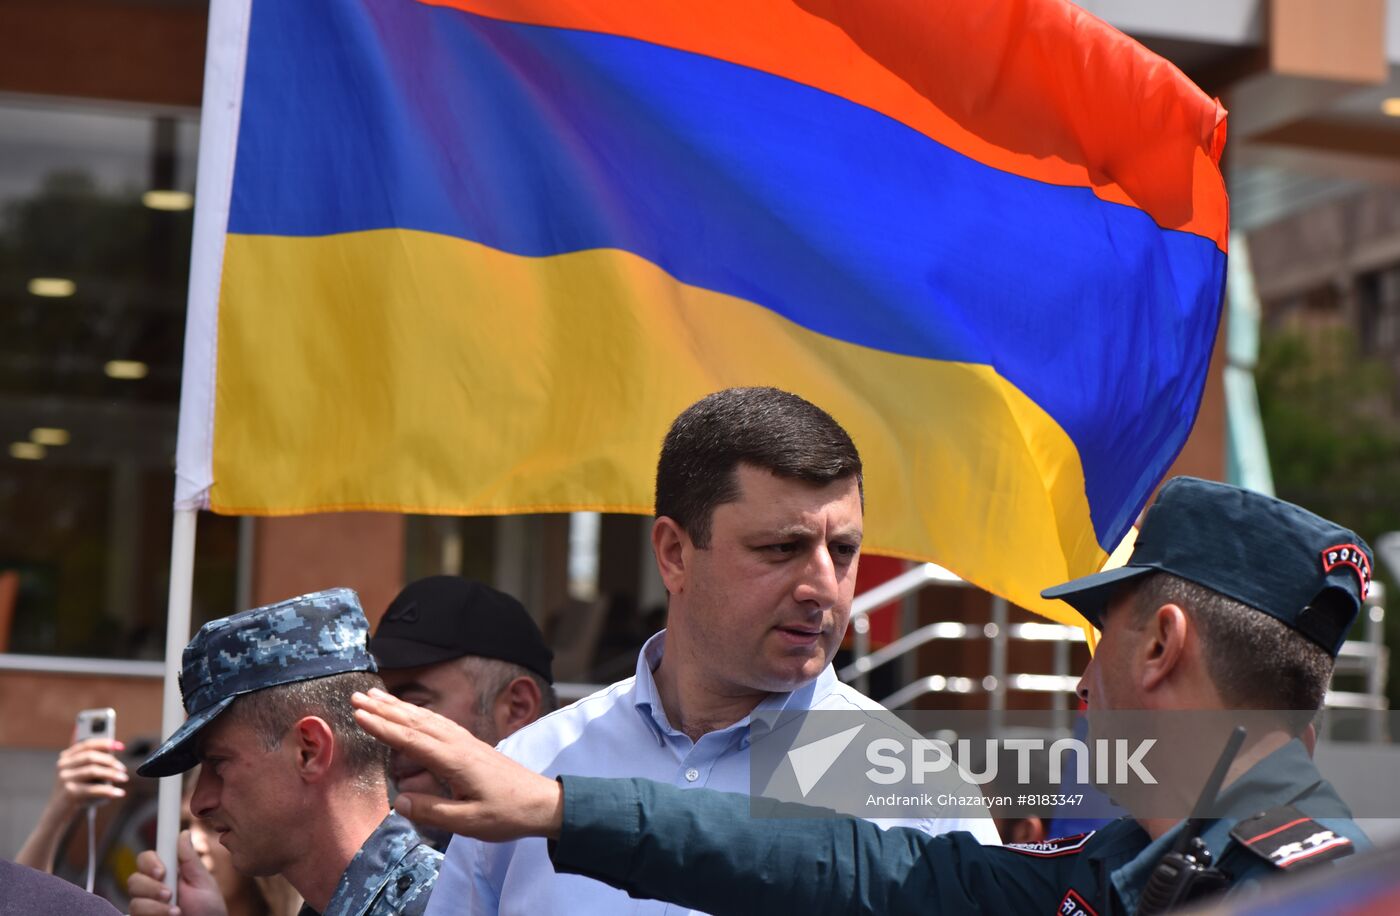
[[842, 564, 1391, 723]]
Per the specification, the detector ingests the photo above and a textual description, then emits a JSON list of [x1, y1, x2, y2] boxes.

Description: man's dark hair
[[1132, 572, 1334, 711], [654, 387, 863, 547], [224, 670, 389, 792]]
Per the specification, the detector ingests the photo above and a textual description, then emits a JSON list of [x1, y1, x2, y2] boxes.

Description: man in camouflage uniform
[[126, 588, 440, 916]]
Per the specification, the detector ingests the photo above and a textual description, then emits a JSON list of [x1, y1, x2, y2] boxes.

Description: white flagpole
[[157, 507, 198, 897], [166, 0, 250, 890]]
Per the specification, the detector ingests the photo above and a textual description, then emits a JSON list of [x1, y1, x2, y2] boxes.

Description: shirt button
[[685, 768, 700, 782]]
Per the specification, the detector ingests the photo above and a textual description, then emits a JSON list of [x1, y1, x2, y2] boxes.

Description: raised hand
[[14, 736, 130, 871], [351, 688, 564, 841]]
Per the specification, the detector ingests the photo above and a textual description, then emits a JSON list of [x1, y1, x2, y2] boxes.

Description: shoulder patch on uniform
[[1230, 806, 1354, 870], [1004, 832, 1094, 857], [1057, 888, 1098, 916]]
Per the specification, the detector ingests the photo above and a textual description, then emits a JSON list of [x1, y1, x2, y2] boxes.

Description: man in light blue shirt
[[425, 387, 1000, 915]]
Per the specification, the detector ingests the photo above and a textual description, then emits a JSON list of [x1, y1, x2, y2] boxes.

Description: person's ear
[[494, 676, 544, 739], [1139, 603, 1188, 694], [651, 517, 691, 595], [290, 716, 336, 783]]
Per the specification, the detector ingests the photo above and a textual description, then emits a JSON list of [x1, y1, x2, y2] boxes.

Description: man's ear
[[290, 715, 336, 783], [1139, 603, 1188, 694], [651, 517, 691, 596], [494, 675, 544, 739]]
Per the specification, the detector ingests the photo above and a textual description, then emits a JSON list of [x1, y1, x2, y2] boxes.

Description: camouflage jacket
[[301, 813, 442, 916]]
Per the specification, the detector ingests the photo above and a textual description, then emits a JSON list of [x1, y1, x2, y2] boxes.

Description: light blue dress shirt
[[426, 631, 1001, 915]]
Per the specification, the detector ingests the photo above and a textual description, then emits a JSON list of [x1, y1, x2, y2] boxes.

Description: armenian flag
[[176, 0, 1228, 622]]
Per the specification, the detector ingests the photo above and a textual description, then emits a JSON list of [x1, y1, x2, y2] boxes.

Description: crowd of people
[[2, 387, 1378, 915]]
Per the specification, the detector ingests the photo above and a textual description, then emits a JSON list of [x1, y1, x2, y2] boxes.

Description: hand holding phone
[[56, 708, 128, 811]]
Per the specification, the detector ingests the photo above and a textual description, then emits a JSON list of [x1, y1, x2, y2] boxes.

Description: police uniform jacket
[[548, 739, 1368, 916], [300, 812, 442, 916]]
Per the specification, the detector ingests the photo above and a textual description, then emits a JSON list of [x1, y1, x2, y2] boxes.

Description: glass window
[[0, 97, 236, 659]]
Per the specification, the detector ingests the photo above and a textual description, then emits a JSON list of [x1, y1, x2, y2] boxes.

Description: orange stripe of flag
[[417, 0, 1228, 247]]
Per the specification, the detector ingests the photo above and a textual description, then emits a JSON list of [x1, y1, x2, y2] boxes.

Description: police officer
[[126, 588, 440, 916], [352, 478, 1375, 915]]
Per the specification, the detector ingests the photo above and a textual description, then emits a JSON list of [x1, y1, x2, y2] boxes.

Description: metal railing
[[842, 564, 1391, 724], [0, 654, 165, 678]]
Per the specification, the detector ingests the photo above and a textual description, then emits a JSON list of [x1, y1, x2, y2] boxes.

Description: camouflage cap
[[138, 587, 376, 778]]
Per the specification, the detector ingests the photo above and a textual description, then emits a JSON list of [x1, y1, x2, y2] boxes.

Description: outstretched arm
[[352, 690, 1044, 916], [552, 775, 999, 916]]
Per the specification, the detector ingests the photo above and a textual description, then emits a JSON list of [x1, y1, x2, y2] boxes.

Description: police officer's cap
[[137, 587, 376, 778], [1042, 477, 1372, 656]]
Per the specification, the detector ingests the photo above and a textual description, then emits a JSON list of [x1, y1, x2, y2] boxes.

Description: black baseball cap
[[369, 576, 553, 682], [1042, 477, 1372, 656]]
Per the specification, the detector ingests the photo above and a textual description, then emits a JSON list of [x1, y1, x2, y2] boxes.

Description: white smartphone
[[75, 707, 117, 742]]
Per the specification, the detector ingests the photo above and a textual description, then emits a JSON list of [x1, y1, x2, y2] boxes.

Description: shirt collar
[[1109, 738, 1333, 913], [631, 629, 841, 746], [307, 812, 425, 916], [630, 631, 671, 745]]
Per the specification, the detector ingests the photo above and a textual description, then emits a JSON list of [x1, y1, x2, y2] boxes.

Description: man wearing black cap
[[125, 588, 440, 916], [369, 576, 554, 840], [353, 477, 1377, 915]]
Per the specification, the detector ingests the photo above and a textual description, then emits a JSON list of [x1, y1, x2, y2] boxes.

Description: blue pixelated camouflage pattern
[[301, 813, 442, 916], [138, 587, 377, 777]]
